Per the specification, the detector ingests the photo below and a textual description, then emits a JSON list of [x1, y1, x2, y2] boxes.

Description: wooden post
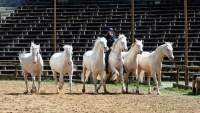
[[184, 0, 189, 86], [131, 0, 135, 42], [52, 0, 57, 52]]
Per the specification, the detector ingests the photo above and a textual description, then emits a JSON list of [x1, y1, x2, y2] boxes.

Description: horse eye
[[167, 49, 170, 52]]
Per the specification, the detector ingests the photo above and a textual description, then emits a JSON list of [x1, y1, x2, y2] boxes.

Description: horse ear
[[170, 42, 174, 46], [135, 38, 138, 42], [31, 41, 34, 46]]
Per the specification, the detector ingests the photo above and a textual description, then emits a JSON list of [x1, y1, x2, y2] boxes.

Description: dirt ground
[[0, 81, 199, 113]]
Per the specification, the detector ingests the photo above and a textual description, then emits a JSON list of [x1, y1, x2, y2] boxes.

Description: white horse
[[107, 34, 128, 93], [50, 45, 73, 94], [82, 37, 108, 93], [18, 42, 43, 94], [122, 39, 143, 93], [137, 42, 174, 95]]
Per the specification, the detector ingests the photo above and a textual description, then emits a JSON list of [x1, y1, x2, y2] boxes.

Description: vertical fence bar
[[52, 0, 57, 52], [131, 0, 135, 42], [184, 0, 189, 86]]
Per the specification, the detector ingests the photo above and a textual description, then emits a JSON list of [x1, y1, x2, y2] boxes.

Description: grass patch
[[107, 82, 200, 97], [0, 80, 199, 97]]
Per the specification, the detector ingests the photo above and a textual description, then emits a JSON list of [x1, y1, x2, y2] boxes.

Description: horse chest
[[62, 61, 72, 71]]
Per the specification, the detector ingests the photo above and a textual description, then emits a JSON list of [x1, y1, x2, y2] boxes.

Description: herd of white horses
[[18, 34, 174, 95]]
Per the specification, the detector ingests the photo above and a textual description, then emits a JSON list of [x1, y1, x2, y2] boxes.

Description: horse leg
[[31, 74, 37, 94], [92, 72, 98, 94], [157, 71, 162, 87], [124, 72, 130, 93], [97, 73, 102, 92], [58, 73, 64, 94], [37, 75, 41, 94], [153, 73, 160, 95], [109, 64, 119, 81], [102, 71, 110, 93], [133, 70, 140, 94], [82, 66, 86, 93], [52, 70, 59, 93], [69, 74, 73, 94], [97, 71, 108, 93], [120, 68, 126, 93], [23, 72, 28, 94], [147, 76, 151, 94]]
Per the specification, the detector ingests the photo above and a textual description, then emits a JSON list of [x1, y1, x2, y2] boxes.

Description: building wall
[[0, 0, 25, 7]]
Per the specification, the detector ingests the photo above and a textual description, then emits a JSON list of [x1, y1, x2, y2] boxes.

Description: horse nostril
[[169, 57, 174, 60]]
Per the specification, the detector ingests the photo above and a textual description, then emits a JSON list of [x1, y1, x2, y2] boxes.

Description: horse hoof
[[157, 92, 161, 95], [30, 89, 36, 94], [104, 91, 110, 94], [94, 91, 98, 95], [82, 89, 85, 93], [125, 89, 128, 94], [56, 89, 59, 94], [24, 91, 28, 94], [136, 90, 140, 94], [61, 91, 65, 95], [122, 90, 126, 94]]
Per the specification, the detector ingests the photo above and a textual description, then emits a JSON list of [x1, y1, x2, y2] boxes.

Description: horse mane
[[30, 42, 40, 54], [127, 40, 139, 54], [111, 34, 126, 49], [63, 45, 72, 50], [155, 42, 172, 53], [92, 38, 101, 52], [63, 45, 73, 57], [155, 44, 165, 52], [129, 43, 136, 52]]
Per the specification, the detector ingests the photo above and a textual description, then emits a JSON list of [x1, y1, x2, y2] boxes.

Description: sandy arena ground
[[0, 81, 199, 113]]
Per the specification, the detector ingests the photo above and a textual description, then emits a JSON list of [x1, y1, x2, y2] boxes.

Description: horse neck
[[63, 51, 72, 61], [31, 52, 42, 64], [127, 46, 138, 61], [112, 41, 122, 55], [153, 46, 165, 63], [93, 44, 104, 60]]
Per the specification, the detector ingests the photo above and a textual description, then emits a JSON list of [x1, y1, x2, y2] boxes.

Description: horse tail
[[18, 53, 23, 63], [18, 50, 26, 63]]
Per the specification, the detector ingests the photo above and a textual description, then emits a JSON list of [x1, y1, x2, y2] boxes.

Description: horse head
[[163, 42, 174, 60], [31, 42, 40, 64], [114, 34, 128, 51], [99, 37, 108, 51], [134, 39, 143, 54], [63, 45, 73, 57]]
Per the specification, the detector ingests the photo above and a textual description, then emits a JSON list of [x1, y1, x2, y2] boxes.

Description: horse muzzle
[[139, 50, 143, 54], [104, 47, 109, 51], [168, 56, 174, 61], [124, 48, 128, 52]]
